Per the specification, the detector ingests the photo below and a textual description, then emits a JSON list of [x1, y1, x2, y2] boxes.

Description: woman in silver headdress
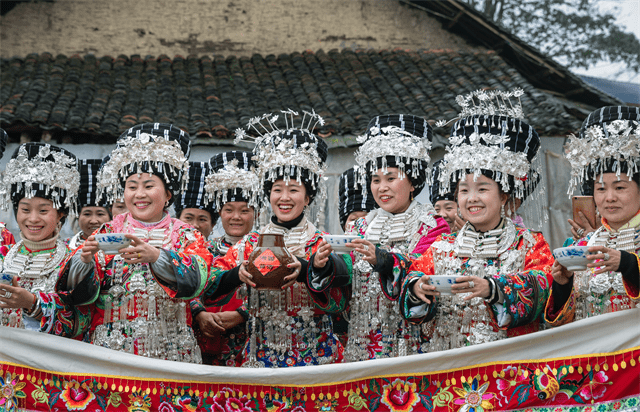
[[67, 159, 112, 250], [187, 153, 257, 366], [0, 143, 92, 337], [308, 114, 450, 361], [201, 111, 343, 368], [59, 123, 216, 363], [399, 90, 553, 352], [546, 106, 640, 326]]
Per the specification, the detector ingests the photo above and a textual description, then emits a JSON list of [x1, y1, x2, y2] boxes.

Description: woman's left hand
[[587, 246, 621, 274], [0, 277, 36, 310], [120, 234, 161, 264], [348, 238, 377, 266], [313, 240, 333, 268], [281, 259, 302, 290], [451, 276, 490, 301]]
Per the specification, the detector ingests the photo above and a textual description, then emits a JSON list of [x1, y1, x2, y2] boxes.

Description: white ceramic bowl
[[553, 246, 591, 271], [95, 233, 133, 254], [428, 275, 459, 295], [324, 234, 361, 254], [0, 273, 13, 285]]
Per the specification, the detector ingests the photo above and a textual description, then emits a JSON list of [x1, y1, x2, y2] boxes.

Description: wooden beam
[[446, 10, 465, 29]]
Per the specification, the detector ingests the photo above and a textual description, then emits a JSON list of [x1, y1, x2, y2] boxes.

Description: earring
[[165, 200, 169, 208], [500, 204, 505, 218]]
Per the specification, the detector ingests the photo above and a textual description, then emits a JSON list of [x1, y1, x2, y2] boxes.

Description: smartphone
[[572, 196, 597, 229]]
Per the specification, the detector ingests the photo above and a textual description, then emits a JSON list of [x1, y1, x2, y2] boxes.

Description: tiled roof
[[1, 49, 584, 145]]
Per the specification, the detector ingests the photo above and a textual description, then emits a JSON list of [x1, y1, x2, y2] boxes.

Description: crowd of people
[[0, 90, 638, 369]]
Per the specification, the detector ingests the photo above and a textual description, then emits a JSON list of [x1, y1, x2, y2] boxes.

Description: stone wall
[[0, 0, 478, 58]]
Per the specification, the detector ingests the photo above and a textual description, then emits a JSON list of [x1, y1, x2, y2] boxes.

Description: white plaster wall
[[0, 0, 477, 58]]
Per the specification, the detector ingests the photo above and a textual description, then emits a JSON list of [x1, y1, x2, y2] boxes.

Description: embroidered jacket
[[399, 219, 553, 352], [0, 236, 93, 338], [545, 217, 640, 327], [202, 217, 343, 368], [0, 222, 16, 251], [59, 212, 215, 363], [307, 201, 450, 361], [190, 236, 249, 366]]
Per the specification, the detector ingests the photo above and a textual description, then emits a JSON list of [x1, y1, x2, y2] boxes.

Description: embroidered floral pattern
[[0, 372, 26, 412], [59, 381, 96, 410], [452, 378, 494, 412]]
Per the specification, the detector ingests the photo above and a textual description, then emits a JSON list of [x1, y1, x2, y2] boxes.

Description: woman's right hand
[[568, 211, 595, 240], [412, 274, 439, 304], [238, 260, 256, 288], [551, 260, 574, 285], [80, 235, 100, 264], [453, 213, 466, 232], [195, 311, 225, 338]]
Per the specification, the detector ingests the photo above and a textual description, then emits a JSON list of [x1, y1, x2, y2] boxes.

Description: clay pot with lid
[[246, 234, 295, 290]]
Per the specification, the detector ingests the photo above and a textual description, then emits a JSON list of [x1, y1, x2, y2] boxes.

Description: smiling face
[[219, 201, 255, 238], [457, 174, 507, 232], [370, 167, 414, 214], [78, 206, 111, 237], [434, 199, 458, 231], [16, 197, 65, 242], [178, 208, 214, 238], [593, 173, 640, 231], [124, 173, 171, 223], [270, 179, 309, 223]]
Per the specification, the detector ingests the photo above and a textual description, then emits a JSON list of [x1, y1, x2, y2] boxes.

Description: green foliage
[[463, 0, 640, 74]]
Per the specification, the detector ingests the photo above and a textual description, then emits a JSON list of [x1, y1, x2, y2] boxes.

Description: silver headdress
[[97, 123, 191, 206], [234, 109, 328, 199], [205, 151, 260, 211], [0, 143, 80, 216], [437, 88, 546, 227], [354, 114, 433, 195], [564, 106, 640, 195], [437, 89, 540, 199], [234, 110, 328, 226]]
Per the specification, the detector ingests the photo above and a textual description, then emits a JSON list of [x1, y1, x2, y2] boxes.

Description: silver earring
[[500, 204, 505, 218]]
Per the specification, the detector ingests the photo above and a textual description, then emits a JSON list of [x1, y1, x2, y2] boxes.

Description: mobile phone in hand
[[572, 196, 597, 229]]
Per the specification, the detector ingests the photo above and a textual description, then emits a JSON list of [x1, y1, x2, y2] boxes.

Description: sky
[[570, 0, 640, 84]]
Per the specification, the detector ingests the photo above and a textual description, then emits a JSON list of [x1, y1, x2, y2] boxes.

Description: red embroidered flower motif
[[367, 330, 383, 358], [578, 371, 611, 400], [496, 366, 527, 391], [380, 379, 419, 412], [211, 389, 253, 412], [59, 381, 96, 410], [181, 255, 193, 266]]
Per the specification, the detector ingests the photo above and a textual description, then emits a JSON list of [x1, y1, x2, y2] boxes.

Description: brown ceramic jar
[[247, 234, 296, 290]]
